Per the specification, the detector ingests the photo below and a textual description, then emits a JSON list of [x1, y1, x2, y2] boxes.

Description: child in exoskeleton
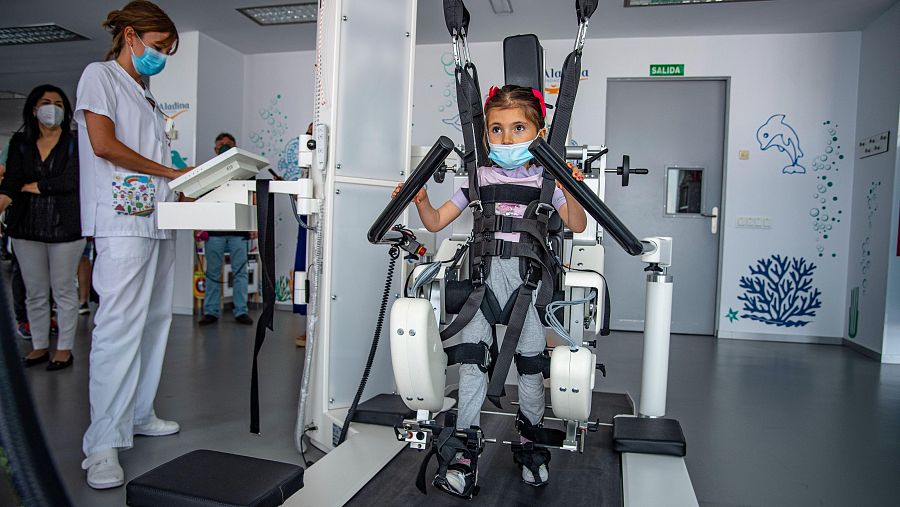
[[392, 85, 587, 496]]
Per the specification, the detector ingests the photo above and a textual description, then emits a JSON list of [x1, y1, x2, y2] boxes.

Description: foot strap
[[416, 426, 483, 499], [511, 442, 552, 486], [516, 410, 566, 447]]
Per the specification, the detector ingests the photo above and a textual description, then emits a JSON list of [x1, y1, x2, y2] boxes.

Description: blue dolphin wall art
[[757, 114, 805, 174]]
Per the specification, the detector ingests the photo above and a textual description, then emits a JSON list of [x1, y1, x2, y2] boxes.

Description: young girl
[[393, 85, 586, 495]]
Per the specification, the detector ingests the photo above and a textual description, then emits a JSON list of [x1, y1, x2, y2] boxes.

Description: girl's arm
[[84, 111, 180, 180], [557, 164, 588, 233], [392, 182, 462, 232]]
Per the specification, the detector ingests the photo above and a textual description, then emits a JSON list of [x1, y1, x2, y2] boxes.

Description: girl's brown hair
[[102, 1, 179, 60], [483, 84, 546, 130]]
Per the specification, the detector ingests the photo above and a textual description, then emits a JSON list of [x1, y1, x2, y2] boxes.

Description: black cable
[[337, 246, 399, 445]]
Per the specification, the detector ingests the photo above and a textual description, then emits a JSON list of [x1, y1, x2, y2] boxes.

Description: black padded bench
[[126, 449, 304, 507], [612, 415, 687, 457]]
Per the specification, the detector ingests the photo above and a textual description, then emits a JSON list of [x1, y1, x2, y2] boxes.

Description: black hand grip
[[529, 137, 647, 256], [367, 136, 455, 245]]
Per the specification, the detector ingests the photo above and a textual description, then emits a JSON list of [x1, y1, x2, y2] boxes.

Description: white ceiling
[[0, 0, 896, 98]]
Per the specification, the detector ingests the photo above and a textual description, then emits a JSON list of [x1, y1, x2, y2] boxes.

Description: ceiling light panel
[[0, 24, 88, 46], [490, 0, 514, 15], [625, 0, 765, 6], [238, 3, 318, 26]]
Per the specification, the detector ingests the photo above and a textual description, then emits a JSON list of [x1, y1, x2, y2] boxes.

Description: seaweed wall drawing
[[757, 114, 805, 174], [738, 254, 822, 327]]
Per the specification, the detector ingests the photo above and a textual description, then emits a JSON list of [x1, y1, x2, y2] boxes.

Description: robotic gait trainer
[[361, 0, 680, 499]]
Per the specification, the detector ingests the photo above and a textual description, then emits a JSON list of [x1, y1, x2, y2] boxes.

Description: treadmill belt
[[349, 389, 633, 506]]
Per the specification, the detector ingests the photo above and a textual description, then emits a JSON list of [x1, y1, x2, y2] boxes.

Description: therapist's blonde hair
[[102, 1, 179, 60]]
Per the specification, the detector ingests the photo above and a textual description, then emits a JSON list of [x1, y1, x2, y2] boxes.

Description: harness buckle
[[468, 199, 483, 213], [523, 265, 540, 290], [535, 202, 555, 217]]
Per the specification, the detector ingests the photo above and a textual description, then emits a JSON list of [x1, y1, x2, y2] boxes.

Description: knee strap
[[446, 342, 491, 372], [514, 352, 551, 379]]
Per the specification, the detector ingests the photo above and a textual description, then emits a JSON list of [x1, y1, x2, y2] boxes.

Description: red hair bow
[[531, 88, 547, 118]]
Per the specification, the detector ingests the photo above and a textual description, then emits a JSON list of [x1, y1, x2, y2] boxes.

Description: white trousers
[[82, 237, 175, 456]]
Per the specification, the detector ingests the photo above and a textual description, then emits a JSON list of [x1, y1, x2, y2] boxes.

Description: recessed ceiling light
[[0, 91, 27, 100], [237, 3, 317, 26], [0, 24, 88, 46], [490, 0, 514, 15], [625, 0, 766, 6]]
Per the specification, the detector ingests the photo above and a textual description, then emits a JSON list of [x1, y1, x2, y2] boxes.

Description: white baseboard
[[717, 330, 842, 345]]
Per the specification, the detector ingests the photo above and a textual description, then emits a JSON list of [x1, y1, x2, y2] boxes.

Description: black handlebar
[[528, 137, 647, 256], [367, 136, 455, 245]]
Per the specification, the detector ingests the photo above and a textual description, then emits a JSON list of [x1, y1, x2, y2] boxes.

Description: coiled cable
[[337, 246, 399, 445]]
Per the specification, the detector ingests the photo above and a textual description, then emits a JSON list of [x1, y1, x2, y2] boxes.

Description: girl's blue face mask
[[130, 35, 167, 76], [488, 137, 537, 170]]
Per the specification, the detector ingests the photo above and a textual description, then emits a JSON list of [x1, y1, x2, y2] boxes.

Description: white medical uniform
[[75, 60, 178, 456]]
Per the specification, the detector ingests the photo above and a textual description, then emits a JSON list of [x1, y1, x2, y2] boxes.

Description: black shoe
[[235, 314, 254, 325], [47, 354, 74, 371], [23, 352, 49, 368], [198, 315, 218, 326]]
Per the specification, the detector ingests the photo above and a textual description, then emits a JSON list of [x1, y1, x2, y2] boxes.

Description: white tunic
[[75, 60, 175, 239]]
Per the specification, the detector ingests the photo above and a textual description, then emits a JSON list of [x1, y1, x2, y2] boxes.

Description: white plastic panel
[[328, 182, 399, 406], [334, 0, 415, 180], [390, 298, 447, 412], [549, 346, 595, 421]]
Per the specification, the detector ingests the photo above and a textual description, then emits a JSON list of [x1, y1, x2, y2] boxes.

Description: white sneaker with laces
[[133, 415, 180, 436], [82, 449, 124, 489]]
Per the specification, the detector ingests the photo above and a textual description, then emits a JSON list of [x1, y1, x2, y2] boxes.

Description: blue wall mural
[[438, 52, 461, 132], [757, 114, 805, 174], [737, 254, 822, 327], [860, 180, 882, 295], [809, 120, 845, 259]]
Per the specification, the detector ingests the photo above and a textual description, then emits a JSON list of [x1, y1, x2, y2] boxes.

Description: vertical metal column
[[638, 272, 674, 418]]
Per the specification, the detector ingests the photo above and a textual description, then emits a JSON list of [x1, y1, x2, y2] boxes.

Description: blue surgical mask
[[130, 36, 167, 76], [488, 138, 535, 170]]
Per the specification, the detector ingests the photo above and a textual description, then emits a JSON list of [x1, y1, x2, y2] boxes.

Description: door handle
[[701, 206, 719, 234]]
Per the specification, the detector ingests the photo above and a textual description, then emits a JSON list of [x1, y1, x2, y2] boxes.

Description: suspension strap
[[485, 274, 538, 408], [547, 51, 583, 157], [576, 0, 598, 22], [250, 179, 276, 434], [443, 0, 469, 35]]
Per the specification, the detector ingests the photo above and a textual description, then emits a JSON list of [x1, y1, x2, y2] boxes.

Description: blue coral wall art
[[757, 114, 805, 174], [737, 254, 822, 327]]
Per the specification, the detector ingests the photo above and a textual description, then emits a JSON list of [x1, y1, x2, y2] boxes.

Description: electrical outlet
[[736, 216, 772, 229], [739, 150, 749, 160], [857, 130, 891, 159]]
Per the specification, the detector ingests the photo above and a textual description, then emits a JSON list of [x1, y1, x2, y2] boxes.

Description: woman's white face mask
[[36, 104, 64, 128]]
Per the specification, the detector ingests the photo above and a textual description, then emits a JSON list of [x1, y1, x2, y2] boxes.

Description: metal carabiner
[[574, 20, 589, 53]]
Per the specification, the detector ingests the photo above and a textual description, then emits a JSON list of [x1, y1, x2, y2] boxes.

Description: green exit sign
[[650, 64, 684, 77]]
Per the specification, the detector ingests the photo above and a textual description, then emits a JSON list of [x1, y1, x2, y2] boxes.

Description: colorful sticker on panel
[[757, 114, 805, 174], [737, 254, 822, 327], [111, 174, 156, 217]]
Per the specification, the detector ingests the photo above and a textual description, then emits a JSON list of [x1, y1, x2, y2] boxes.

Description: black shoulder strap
[[547, 50, 582, 157], [576, 0, 598, 22]]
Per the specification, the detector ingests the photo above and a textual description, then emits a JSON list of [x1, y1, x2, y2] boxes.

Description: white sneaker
[[522, 463, 549, 485], [134, 416, 180, 436], [82, 449, 124, 489]]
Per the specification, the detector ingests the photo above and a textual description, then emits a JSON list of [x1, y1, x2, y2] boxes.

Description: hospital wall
[[412, 31, 863, 344], [242, 49, 316, 307], [846, 2, 900, 363]]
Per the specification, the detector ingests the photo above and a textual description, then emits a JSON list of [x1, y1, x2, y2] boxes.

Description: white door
[[604, 79, 727, 335]]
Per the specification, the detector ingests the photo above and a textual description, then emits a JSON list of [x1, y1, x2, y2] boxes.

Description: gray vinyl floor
[[7, 293, 900, 506]]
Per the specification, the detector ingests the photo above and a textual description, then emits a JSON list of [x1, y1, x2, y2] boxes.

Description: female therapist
[[76, 1, 184, 489]]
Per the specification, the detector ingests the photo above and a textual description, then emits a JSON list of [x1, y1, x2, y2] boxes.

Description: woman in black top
[[0, 84, 84, 371]]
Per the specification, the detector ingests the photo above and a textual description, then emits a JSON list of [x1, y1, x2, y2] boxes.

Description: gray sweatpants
[[456, 258, 546, 429], [11, 238, 85, 350]]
